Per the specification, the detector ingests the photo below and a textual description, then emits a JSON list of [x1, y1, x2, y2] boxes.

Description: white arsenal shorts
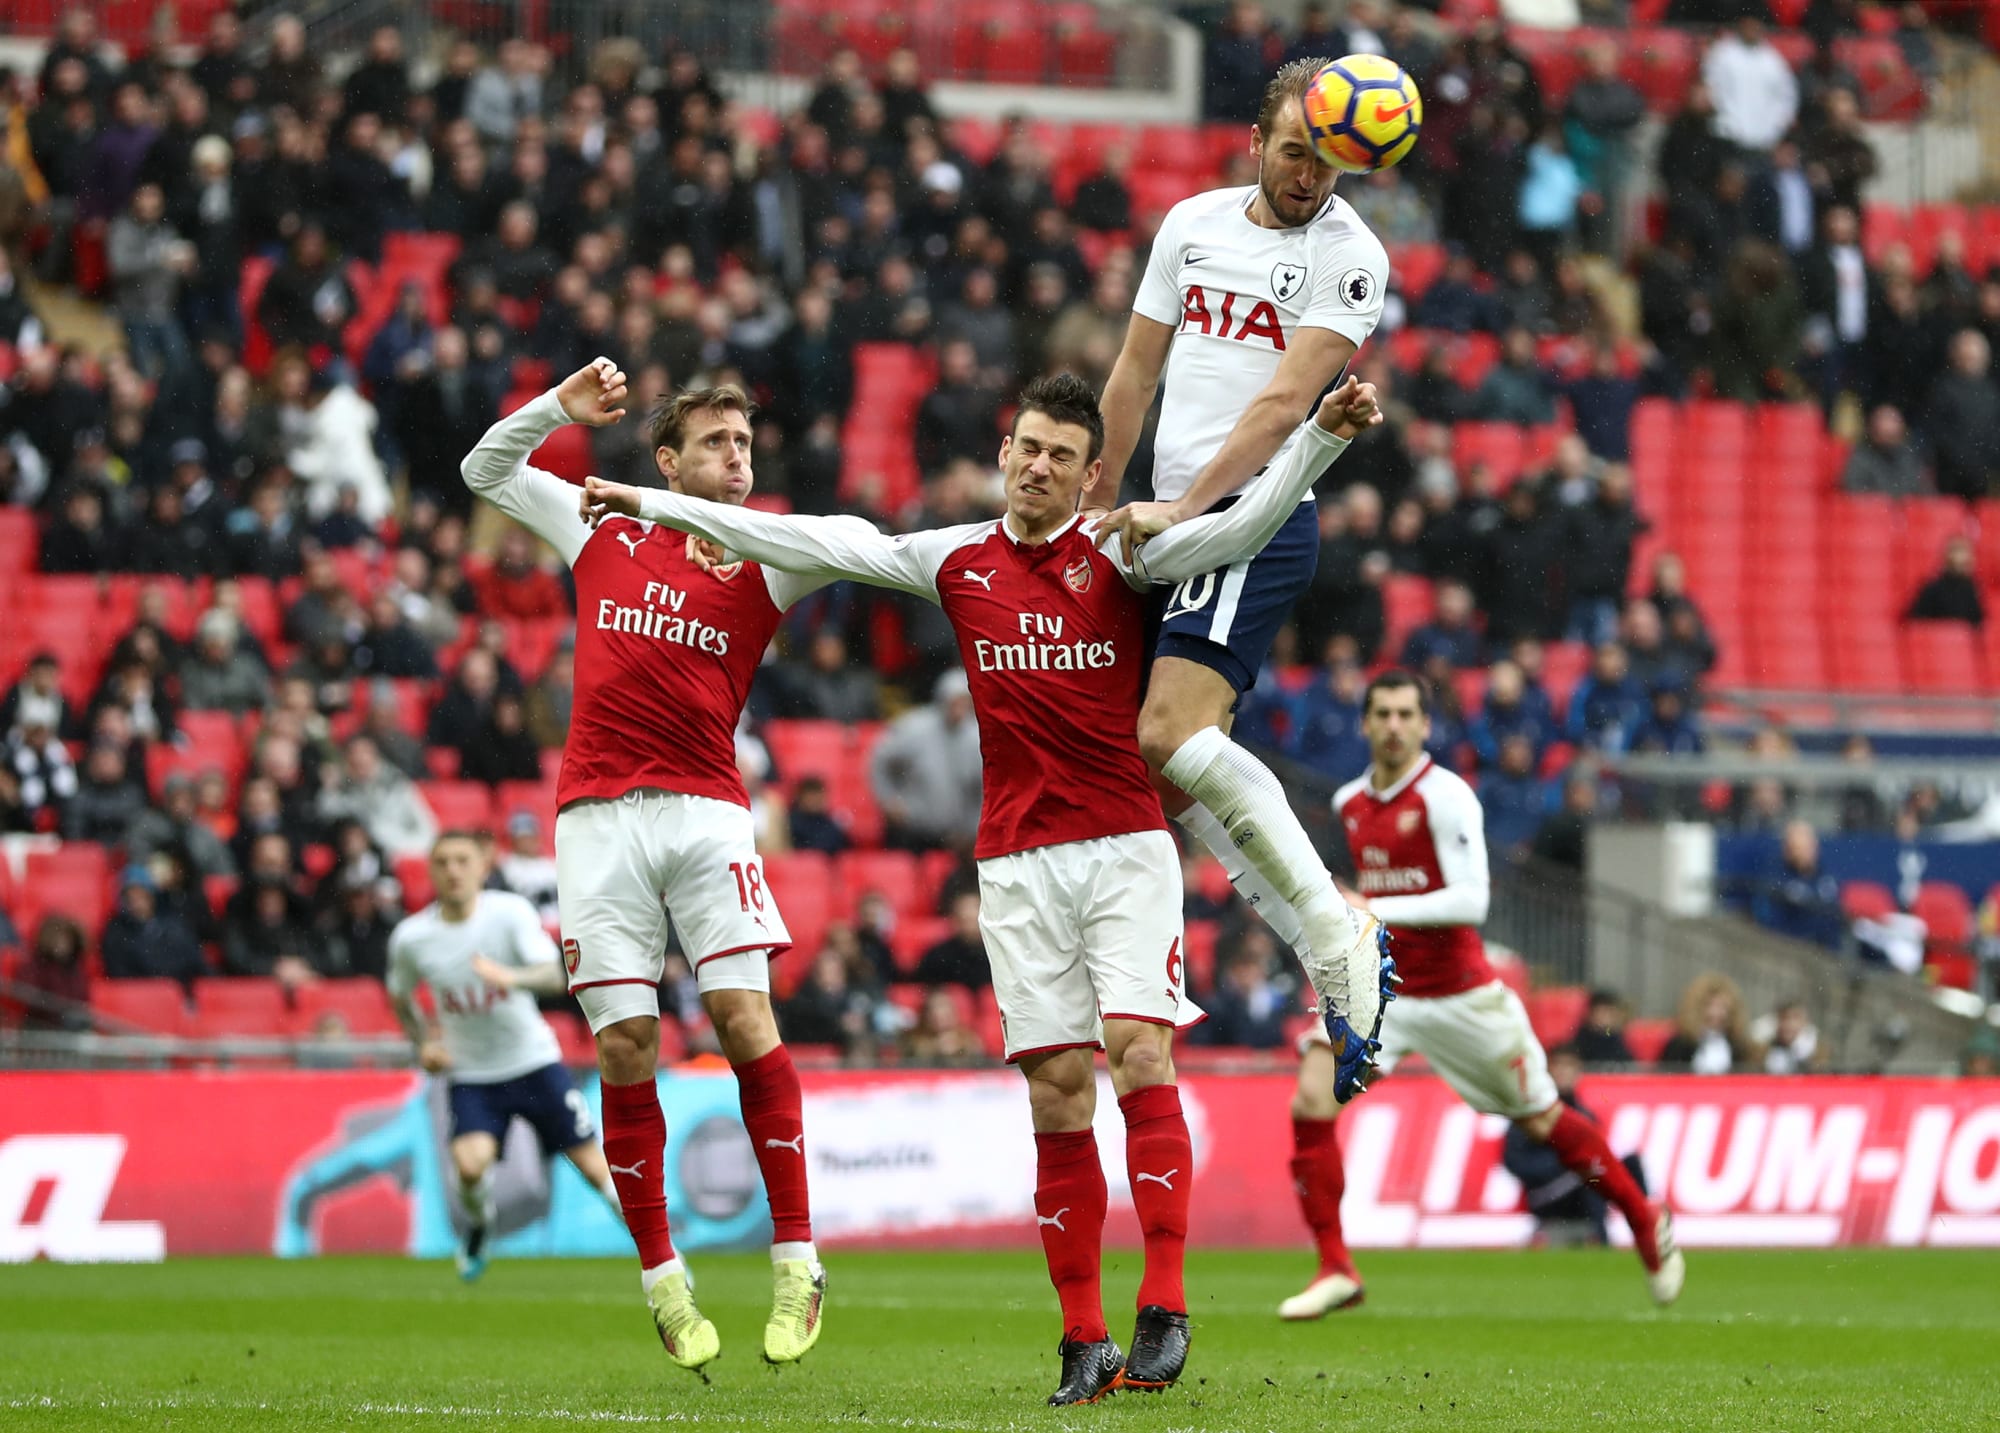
[[1302, 978, 1557, 1121], [976, 830, 1202, 1062], [556, 789, 790, 1033]]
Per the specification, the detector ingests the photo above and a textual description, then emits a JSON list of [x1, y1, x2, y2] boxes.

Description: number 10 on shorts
[[729, 861, 766, 912]]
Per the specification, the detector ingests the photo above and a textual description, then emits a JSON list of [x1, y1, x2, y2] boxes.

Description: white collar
[[1000, 511, 1081, 546], [1366, 754, 1431, 803]]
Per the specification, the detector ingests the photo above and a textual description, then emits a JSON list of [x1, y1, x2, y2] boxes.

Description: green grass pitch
[[2, 1249, 1994, 1431]]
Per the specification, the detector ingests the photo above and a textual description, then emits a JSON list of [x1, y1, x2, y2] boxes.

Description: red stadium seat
[[91, 980, 190, 1035], [1913, 882, 1972, 948], [396, 855, 435, 912], [421, 781, 496, 834], [1901, 622, 1985, 696], [890, 917, 954, 976], [1623, 1017, 1676, 1065], [192, 977, 290, 1035], [763, 852, 834, 956], [836, 850, 923, 918], [1840, 881, 1897, 921], [1526, 987, 1590, 1049], [1182, 919, 1218, 996], [289, 979, 400, 1036]]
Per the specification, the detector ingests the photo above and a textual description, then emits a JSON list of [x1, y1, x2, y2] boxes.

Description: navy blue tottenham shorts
[[448, 1063, 594, 1152], [1154, 496, 1320, 694]]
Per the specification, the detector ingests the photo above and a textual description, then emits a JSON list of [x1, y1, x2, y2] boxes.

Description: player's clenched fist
[[1314, 376, 1383, 440], [555, 357, 630, 428], [578, 475, 642, 528]]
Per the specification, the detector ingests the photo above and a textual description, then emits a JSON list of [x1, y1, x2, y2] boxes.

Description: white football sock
[[1173, 803, 1308, 954], [771, 1240, 819, 1268], [1161, 727, 1363, 987], [458, 1170, 495, 1227], [641, 1256, 686, 1295]]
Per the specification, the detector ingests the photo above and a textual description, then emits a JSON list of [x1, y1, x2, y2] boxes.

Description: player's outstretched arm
[[1116, 378, 1380, 588], [459, 358, 630, 568], [579, 478, 946, 600], [1094, 327, 1359, 551], [471, 953, 568, 997]]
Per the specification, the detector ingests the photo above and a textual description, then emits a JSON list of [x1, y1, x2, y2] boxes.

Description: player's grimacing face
[[429, 839, 489, 903], [999, 412, 1101, 529], [1363, 688, 1430, 767], [1254, 101, 1338, 227], [660, 407, 753, 505]]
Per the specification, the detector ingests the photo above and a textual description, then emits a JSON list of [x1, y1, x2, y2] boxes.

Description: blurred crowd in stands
[[0, 2, 1996, 1056]]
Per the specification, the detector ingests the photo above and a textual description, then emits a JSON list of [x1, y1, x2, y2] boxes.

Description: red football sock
[[600, 1077, 675, 1269], [734, 1045, 813, 1245], [1291, 1116, 1358, 1281], [1119, 1084, 1192, 1314], [1543, 1106, 1657, 1258], [1034, 1129, 1108, 1344]]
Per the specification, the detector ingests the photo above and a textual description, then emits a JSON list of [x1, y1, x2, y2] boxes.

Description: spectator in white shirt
[[1702, 17, 1799, 155]]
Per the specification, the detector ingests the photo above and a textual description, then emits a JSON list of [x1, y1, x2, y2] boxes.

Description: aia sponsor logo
[[1178, 285, 1287, 351], [1063, 556, 1093, 594]]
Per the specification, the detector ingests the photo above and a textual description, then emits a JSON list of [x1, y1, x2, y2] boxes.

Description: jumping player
[[386, 831, 623, 1281], [459, 362, 847, 1371], [1089, 57, 1398, 1101], [581, 370, 1382, 1405], [1281, 671, 1685, 1319]]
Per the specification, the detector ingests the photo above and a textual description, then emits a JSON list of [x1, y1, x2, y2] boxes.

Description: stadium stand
[[1, 0, 1997, 1061]]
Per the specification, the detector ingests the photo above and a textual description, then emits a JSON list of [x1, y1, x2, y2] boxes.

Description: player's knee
[[594, 1016, 660, 1085], [451, 1143, 492, 1185], [1292, 1047, 1339, 1120], [1106, 1027, 1173, 1094], [1136, 705, 1198, 773], [703, 989, 777, 1062], [1516, 1104, 1562, 1142], [1020, 1051, 1095, 1130]]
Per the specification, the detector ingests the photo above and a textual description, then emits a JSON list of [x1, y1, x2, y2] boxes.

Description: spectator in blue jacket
[[1472, 327, 1560, 425], [1402, 581, 1486, 671], [1198, 932, 1291, 1049], [1632, 680, 1705, 756], [1470, 658, 1554, 768], [1567, 641, 1649, 753], [1481, 733, 1547, 857], [1565, 340, 1642, 460], [1411, 248, 1503, 334], [1751, 820, 1845, 951], [1288, 660, 1370, 782]]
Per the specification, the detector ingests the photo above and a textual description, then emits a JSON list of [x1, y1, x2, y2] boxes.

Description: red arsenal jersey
[[1335, 755, 1495, 998], [460, 391, 831, 813], [931, 517, 1167, 860], [560, 518, 782, 809]]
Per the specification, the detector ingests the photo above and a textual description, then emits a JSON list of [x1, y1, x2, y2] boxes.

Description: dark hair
[[648, 383, 756, 452], [1258, 55, 1332, 135], [1362, 668, 1430, 717], [1012, 371, 1104, 464], [432, 829, 489, 852]]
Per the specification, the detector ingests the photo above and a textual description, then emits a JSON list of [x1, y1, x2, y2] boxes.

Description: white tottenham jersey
[[1132, 185, 1389, 504], [386, 891, 564, 1084]]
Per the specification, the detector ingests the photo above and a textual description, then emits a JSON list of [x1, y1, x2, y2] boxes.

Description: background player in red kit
[[1282, 671, 1685, 1319], [459, 361, 847, 1371], [582, 373, 1383, 1406]]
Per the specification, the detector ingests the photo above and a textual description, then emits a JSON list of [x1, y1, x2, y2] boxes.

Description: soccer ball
[[1301, 54, 1423, 174]]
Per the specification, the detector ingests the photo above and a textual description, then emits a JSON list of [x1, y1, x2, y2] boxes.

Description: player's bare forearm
[[1091, 364, 1160, 509], [472, 953, 567, 997], [1088, 314, 1174, 511]]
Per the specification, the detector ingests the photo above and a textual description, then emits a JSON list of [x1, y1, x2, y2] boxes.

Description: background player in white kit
[[386, 831, 622, 1282], [1090, 58, 1397, 1100], [459, 362, 850, 1371], [1282, 672, 1685, 1319], [581, 373, 1383, 1406]]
